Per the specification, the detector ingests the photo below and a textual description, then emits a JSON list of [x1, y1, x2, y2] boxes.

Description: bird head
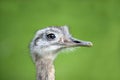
[[30, 26, 92, 61]]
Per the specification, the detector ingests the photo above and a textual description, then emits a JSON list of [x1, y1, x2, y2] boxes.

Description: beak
[[63, 37, 93, 48]]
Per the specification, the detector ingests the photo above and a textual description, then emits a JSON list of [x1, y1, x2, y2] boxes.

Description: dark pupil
[[47, 33, 56, 39]]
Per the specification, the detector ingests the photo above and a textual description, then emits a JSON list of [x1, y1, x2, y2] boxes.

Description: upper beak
[[63, 37, 93, 48]]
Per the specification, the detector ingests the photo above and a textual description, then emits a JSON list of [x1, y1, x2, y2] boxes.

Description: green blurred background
[[0, 0, 120, 80]]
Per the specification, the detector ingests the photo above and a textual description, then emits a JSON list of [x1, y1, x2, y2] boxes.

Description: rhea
[[30, 26, 92, 80]]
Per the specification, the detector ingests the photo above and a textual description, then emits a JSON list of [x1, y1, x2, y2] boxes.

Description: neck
[[35, 58, 55, 80]]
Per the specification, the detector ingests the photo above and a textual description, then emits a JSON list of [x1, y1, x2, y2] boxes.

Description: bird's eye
[[46, 33, 56, 40]]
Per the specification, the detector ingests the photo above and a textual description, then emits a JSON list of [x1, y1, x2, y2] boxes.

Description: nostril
[[73, 40, 81, 43], [70, 38, 81, 43]]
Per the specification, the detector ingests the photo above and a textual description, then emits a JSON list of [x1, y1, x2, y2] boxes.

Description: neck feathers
[[35, 58, 55, 80]]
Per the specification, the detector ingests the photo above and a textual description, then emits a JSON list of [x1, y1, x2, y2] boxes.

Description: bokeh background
[[0, 0, 120, 80]]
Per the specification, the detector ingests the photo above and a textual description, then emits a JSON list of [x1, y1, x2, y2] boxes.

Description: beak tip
[[87, 42, 93, 47]]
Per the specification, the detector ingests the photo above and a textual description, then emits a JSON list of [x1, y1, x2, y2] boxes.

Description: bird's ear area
[[34, 33, 44, 46]]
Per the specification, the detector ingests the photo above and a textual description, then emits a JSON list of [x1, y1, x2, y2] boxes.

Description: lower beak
[[64, 38, 93, 47]]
